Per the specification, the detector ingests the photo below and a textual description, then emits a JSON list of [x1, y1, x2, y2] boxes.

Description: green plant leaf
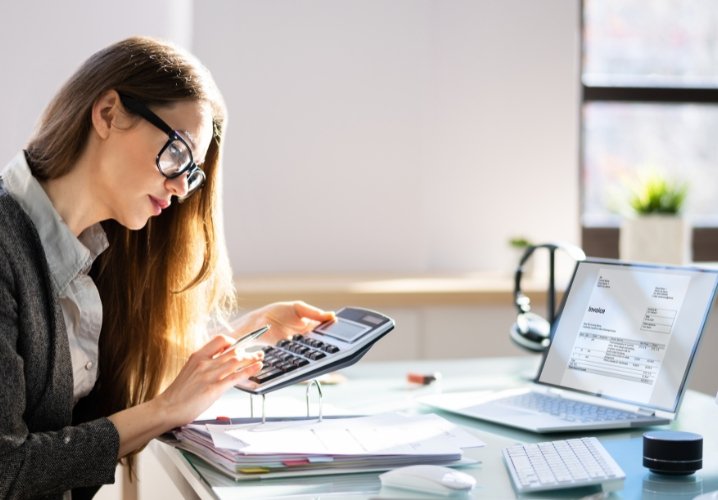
[[509, 237, 532, 248], [627, 172, 688, 215]]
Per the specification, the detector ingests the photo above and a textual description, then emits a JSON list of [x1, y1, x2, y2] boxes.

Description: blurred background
[[2, 1, 717, 497]]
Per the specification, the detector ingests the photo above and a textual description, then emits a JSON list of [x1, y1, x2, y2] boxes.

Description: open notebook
[[422, 259, 718, 433]]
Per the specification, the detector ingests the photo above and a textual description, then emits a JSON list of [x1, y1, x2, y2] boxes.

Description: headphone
[[511, 242, 586, 352]]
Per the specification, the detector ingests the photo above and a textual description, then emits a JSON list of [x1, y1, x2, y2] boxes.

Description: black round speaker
[[643, 430, 703, 475]]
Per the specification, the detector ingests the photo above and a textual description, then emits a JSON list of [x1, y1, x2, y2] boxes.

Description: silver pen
[[221, 324, 271, 355]]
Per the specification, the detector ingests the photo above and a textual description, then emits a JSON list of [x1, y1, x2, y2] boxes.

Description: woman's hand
[[238, 301, 335, 345], [109, 335, 263, 458], [156, 335, 263, 428]]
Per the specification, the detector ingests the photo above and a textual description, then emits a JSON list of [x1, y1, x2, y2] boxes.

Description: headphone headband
[[511, 242, 586, 351], [513, 241, 586, 312]]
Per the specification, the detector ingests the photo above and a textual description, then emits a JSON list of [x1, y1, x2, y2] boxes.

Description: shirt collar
[[2, 151, 108, 293]]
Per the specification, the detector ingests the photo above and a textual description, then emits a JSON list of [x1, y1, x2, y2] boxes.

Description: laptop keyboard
[[500, 392, 641, 423], [502, 437, 626, 493]]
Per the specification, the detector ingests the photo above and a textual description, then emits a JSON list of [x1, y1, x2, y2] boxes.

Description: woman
[[0, 36, 334, 498]]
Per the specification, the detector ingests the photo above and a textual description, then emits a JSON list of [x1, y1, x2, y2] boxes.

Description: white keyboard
[[502, 437, 625, 493]]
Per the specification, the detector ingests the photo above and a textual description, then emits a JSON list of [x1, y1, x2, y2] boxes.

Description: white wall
[[0, 1, 579, 276], [0, 0, 193, 163], [193, 0, 581, 275]]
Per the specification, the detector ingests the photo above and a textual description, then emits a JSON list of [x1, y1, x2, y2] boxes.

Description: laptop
[[422, 259, 718, 433]]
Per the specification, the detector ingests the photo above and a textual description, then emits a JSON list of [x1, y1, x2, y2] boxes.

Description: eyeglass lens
[[158, 138, 192, 176], [158, 138, 205, 197], [186, 168, 205, 193]]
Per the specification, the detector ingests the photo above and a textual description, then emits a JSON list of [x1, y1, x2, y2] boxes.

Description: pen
[[221, 324, 271, 355], [407, 372, 442, 385]]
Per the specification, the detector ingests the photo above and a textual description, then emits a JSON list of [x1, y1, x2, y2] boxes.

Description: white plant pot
[[619, 215, 691, 265]]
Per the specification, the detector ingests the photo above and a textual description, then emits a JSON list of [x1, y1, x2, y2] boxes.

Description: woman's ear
[[91, 90, 121, 140]]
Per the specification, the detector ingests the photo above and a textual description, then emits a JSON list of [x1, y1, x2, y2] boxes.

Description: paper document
[[560, 267, 690, 402], [211, 413, 484, 455], [165, 411, 483, 481]]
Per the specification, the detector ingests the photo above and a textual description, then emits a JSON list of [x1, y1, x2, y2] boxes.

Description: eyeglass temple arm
[[118, 93, 175, 136]]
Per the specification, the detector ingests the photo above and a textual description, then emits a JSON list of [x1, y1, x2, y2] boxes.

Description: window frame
[[579, 2, 718, 261]]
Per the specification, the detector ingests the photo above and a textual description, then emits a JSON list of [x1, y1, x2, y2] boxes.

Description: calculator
[[234, 307, 395, 394]]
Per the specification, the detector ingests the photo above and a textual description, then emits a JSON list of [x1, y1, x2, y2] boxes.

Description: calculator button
[[284, 354, 304, 365], [262, 356, 279, 367], [262, 346, 275, 354], [249, 368, 284, 384], [287, 342, 304, 353], [277, 339, 291, 348], [323, 344, 340, 354], [292, 334, 304, 341], [308, 351, 326, 361], [295, 358, 310, 367], [279, 363, 300, 373], [275, 361, 296, 372]]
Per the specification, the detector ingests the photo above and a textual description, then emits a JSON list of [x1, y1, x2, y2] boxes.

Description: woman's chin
[[119, 215, 151, 231]]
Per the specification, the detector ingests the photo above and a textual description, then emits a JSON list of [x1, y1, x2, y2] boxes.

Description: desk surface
[[153, 357, 718, 499]]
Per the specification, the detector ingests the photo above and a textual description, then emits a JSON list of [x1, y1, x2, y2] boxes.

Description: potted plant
[[619, 171, 690, 264], [509, 236, 533, 251]]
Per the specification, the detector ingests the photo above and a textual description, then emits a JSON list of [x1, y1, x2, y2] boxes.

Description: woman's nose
[[165, 173, 190, 198]]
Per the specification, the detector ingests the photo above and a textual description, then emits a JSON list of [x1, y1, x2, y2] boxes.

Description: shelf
[[234, 272, 555, 309]]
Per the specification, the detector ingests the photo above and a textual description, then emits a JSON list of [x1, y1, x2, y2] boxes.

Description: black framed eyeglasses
[[118, 93, 206, 201]]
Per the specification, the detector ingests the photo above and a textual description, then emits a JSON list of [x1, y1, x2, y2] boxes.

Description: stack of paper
[[165, 412, 484, 480]]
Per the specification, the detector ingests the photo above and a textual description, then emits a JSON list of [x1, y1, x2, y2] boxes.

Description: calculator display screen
[[317, 319, 370, 343]]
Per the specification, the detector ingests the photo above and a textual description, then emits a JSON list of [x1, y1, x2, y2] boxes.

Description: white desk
[[152, 356, 718, 499]]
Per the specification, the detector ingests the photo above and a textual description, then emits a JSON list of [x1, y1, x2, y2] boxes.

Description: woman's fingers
[[234, 359, 263, 378], [216, 343, 264, 373], [293, 301, 335, 322], [194, 333, 235, 359], [226, 360, 263, 384], [205, 348, 263, 380]]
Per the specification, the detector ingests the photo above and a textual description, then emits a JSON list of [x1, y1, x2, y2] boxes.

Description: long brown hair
[[25, 36, 235, 465]]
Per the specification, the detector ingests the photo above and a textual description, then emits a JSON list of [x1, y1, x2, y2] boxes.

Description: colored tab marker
[[282, 459, 311, 467], [239, 467, 270, 474]]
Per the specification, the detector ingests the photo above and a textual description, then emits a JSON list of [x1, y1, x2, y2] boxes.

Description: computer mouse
[[379, 464, 476, 496]]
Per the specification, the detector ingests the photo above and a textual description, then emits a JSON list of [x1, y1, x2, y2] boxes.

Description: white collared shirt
[[2, 152, 108, 405]]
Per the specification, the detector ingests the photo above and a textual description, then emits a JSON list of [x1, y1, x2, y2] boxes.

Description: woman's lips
[[149, 195, 170, 215]]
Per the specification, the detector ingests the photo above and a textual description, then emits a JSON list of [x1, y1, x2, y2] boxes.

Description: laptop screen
[[537, 259, 718, 413]]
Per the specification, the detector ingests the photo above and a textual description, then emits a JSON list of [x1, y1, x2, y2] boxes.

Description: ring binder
[[164, 411, 482, 481], [305, 379, 323, 422], [246, 379, 324, 424]]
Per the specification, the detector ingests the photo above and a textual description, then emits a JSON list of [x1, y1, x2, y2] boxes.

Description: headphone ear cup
[[510, 312, 551, 352]]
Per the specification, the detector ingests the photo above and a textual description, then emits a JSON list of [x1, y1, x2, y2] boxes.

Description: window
[[581, 0, 718, 261]]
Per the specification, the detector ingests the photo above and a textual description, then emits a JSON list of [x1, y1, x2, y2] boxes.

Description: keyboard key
[[501, 392, 640, 423]]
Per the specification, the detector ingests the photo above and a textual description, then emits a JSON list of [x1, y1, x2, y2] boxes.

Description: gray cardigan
[[0, 184, 119, 499]]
